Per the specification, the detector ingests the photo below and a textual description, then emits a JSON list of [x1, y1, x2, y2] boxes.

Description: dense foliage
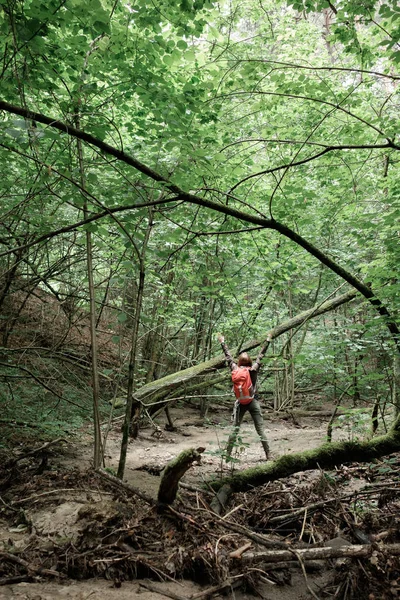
[[0, 0, 399, 443]]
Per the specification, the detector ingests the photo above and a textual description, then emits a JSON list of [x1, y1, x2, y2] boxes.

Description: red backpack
[[231, 367, 254, 405]]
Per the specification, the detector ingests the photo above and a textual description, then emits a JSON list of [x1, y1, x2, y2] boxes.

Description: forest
[[0, 0, 399, 598]]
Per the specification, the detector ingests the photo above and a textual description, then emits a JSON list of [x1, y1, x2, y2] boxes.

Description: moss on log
[[157, 447, 205, 506], [209, 426, 400, 492]]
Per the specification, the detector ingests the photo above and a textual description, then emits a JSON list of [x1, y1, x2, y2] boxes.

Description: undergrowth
[[0, 357, 112, 448]]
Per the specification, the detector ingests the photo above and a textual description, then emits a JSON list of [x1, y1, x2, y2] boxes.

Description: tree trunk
[[76, 126, 102, 469], [117, 208, 153, 478], [393, 353, 400, 416], [157, 447, 205, 506]]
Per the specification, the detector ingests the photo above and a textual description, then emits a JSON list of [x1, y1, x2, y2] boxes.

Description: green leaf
[[184, 49, 196, 61]]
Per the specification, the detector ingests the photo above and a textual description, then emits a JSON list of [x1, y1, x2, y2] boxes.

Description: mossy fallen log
[[209, 416, 400, 492]]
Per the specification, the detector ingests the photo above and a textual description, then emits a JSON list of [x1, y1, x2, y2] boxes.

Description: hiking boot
[[262, 440, 270, 460]]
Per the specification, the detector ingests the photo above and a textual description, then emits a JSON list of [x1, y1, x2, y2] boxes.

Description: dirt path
[[95, 407, 332, 497]]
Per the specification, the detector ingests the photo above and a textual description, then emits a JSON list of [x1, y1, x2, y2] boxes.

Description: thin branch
[[0, 362, 86, 409], [212, 90, 396, 142], [229, 143, 392, 192], [225, 59, 400, 81]]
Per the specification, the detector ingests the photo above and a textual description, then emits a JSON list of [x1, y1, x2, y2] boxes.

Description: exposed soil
[[1, 404, 399, 600], [73, 406, 333, 496]]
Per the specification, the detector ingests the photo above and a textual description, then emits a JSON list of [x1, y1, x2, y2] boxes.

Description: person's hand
[[217, 333, 224, 343]]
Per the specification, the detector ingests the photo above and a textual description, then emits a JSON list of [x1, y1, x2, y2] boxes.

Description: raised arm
[[217, 334, 238, 371], [252, 334, 272, 371]]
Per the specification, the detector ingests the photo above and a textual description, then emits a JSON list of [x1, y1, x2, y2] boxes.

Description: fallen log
[[210, 416, 400, 492], [234, 543, 400, 564]]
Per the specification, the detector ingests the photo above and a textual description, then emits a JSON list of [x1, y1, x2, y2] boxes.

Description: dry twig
[[238, 543, 400, 564], [0, 551, 66, 580]]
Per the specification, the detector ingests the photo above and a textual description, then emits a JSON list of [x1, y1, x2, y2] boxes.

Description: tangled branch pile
[[0, 444, 399, 599]]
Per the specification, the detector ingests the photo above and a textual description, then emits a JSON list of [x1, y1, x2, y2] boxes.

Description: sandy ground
[[0, 572, 331, 600], [99, 406, 332, 498]]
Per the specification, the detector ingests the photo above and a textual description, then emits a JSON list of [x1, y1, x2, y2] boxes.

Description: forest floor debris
[[1, 410, 399, 599]]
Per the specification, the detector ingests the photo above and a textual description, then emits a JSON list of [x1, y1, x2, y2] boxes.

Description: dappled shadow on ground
[[1, 411, 400, 599]]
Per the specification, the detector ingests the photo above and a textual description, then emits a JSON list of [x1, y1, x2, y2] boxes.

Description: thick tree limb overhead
[[1, 102, 399, 352]]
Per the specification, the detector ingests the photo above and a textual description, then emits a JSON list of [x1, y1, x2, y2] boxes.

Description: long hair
[[238, 352, 252, 367]]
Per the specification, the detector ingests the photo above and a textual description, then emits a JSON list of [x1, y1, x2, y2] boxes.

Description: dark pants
[[226, 397, 270, 459]]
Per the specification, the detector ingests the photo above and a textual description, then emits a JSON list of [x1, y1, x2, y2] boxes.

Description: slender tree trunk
[[203, 296, 216, 362], [144, 317, 162, 384], [117, 260, 145, 478], [1, 278, 34, 347], [352, 353, 361, 407], [289, 339, 295, 409], [393, 354, 400, 416], [117, 208, 153, 479], [95, 265, 114, 328], [287, 287, 295, 408], [0, 249, 25, 345], [76, 129, 102, 469]]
